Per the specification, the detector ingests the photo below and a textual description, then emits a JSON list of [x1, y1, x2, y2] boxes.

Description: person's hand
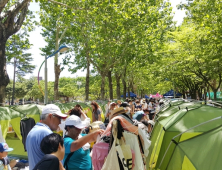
[[9, 159, 17, 168], [93, 129, 104, 138]]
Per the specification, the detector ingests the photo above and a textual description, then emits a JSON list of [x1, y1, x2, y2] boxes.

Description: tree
[[6, 31, 35, 104], [0, 0, 35, 105]]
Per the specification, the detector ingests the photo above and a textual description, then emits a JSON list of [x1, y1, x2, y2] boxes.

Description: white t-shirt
[[148, 102, 153, 110], [143, 102, 148, 109]]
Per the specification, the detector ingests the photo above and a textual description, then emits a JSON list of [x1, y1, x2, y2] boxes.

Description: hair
[[136, 100, 140, 103], [40, 113, 49, 120], [40, 133, 64, 154], [128, 99, 132, 102], [90, 101, 99, 111], [75, 104, 83, 110], [67, 107, 82, 118], [143, 108, 149, 112], [64, 125, 75, 132], [141, 120, 149, 127]]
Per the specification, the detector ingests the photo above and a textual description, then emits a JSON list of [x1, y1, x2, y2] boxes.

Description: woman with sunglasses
[[63, 115, 104, 170]]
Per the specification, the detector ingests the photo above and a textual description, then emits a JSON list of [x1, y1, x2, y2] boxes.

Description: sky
[[7, 0, 186, 82]]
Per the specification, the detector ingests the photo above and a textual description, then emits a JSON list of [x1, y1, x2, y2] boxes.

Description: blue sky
[[7, 0, 186, 81]]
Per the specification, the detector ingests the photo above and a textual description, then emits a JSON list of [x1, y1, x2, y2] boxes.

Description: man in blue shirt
[[26, 104, 67, 170]]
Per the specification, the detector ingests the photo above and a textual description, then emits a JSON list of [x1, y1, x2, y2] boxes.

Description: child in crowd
[[0, 143, 16, 170], [33, 133, 65, 170]]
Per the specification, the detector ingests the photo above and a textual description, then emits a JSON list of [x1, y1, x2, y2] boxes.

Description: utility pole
[[11, 57, 16, 105], [44, 55, 48, 105]]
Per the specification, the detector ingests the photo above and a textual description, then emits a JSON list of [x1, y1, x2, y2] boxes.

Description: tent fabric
[[145, 95, 150, 99], [148, 103, 222, 170], [163, 90, 182, 97], [167, 125, 222, 170], [206, 91, 222, 99], [121, 92, 137, 98]]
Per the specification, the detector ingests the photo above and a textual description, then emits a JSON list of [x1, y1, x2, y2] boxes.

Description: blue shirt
[[63, 134, 92, 170], [26, 123, 52, 170]]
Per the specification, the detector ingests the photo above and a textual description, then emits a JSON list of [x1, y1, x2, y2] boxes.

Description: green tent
[[147, 104, 222, 170], [156, 102, 202, 121], [159, 99, 185, 113], [0, 104, 43, 158], [164, 118, 222, 170], [1, 102, 106, 158]]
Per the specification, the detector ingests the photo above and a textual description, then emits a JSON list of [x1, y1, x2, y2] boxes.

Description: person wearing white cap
[[63, 115, 104, 170], [26, 104, 68, 170]]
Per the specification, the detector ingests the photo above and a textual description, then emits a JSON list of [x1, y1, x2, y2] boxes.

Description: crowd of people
[[0, 98, 161, 170]]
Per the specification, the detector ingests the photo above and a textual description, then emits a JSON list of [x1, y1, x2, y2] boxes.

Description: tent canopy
[[145, 95, 149, 99], [167, 122, 222, 170], [121, 92, 137, 98], [163, 89, 182, 97], [147, 103, 222, 170]]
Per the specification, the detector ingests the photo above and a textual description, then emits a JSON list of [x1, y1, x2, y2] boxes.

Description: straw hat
[[110, 107, 125, 119]]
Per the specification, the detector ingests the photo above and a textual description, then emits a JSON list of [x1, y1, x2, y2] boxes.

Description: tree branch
[[58, 26, 68, 43], [12, 4, 29, 35], [0, 0, 9, 13]]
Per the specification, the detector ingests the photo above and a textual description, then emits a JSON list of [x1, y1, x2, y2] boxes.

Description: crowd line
[[0, 98, 163, 170]]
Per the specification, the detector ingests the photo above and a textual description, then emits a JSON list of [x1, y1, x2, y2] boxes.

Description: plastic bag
[[92, 142, 109, 170]]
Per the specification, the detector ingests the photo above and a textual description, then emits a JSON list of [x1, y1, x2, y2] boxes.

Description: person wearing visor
[[26, 104, 68, 170], [64, 115, 104, 170]]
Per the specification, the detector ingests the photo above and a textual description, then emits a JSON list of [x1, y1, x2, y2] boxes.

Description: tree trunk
[[85, 53, 90, 101], [115, 73, 121, 99], [204, 86, 207, 104], [130, 82, 134, 93], [0, 41, 10, 106], [122, 78, 127, 99], [189, 89, 196, 99], [101, 74, 106, 100], [108, 70, 113, 100], [183, 90, 186, 99], [54, 30, 60, 101], [127, 84, 130, 99], [213, 90, 217, 101], [198, 88, 202, 100]]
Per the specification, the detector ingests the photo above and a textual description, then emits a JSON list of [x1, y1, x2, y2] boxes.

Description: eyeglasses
[[52, 114, 61, 120]]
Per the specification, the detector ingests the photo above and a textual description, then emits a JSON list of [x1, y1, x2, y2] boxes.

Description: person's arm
[[59, 161, 65, 170], [81, 110, 88, 120], [98, 114, 101, 121], [97, 109, 102, 121], [106, 111, 111, 118], [70, 129, 104, 152]]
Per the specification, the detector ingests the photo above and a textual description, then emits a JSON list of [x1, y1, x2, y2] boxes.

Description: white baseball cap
[[42, 104, 67, 119], [65, 115, 86, 129]]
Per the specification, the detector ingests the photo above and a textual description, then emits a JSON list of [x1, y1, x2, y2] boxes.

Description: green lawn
[[6, 133, 28, 159]]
